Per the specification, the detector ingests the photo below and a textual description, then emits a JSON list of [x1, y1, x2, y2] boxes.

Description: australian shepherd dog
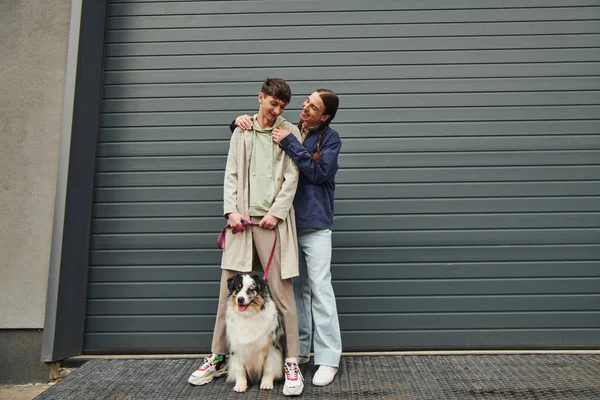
[[225, 273, 284, 392]]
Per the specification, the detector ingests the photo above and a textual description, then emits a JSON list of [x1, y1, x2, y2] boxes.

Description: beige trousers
[[211, 216, 300, 358]]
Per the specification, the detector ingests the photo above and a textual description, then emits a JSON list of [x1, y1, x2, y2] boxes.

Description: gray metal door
[[85, 0, 600, 353]]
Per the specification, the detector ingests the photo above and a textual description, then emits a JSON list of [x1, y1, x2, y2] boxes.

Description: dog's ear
[[252, 273, 267, 293], [227, 276, 236, 294]]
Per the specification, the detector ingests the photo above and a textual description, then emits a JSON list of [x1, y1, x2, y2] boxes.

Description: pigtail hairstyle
[[298, 89, 339, 162]]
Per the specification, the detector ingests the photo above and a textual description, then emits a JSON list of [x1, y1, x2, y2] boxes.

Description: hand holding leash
[[227, 212, 249, 231], [259, 214, 280, 230]]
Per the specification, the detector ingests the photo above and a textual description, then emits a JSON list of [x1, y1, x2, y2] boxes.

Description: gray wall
[[85, 0, 600, 352], [0, 0, 71, 383]]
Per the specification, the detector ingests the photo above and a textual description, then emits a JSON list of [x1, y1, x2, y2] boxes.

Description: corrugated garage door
[[85, 0, 600, 353]]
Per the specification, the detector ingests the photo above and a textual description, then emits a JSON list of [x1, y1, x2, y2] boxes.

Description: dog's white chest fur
[[226, 299, 279, 348]]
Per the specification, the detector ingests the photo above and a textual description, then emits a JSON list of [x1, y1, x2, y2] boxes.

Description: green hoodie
[[248, 115, 285, 216]]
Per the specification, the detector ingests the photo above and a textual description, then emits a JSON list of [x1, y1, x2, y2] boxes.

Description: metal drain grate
[[36, 354, 600, 399]]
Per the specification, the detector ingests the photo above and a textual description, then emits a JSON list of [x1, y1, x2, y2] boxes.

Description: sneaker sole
[[312, 379, 334, 386], [187, 369, 227, 386], [188, 374, 213, 386], [312, 376, 335, 386], [283, 384, 304, 396]]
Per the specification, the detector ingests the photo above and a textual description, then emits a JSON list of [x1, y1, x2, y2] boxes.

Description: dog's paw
[[233, 381, 248, 392], [260, 377, 274, 390]]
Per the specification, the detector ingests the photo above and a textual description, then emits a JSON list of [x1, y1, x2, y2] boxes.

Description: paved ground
[[0, 367, 74, 400], [0, 384, 52, 400], [33, 354, 600, 399]]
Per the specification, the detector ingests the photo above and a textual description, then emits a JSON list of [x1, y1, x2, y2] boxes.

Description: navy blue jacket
[[280, 125, 342, 229], [230, 122, 342, 229]]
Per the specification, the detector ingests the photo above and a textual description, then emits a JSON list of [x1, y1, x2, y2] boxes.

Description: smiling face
[[258, 93, 288, 127], [300, 91, 330, 127]]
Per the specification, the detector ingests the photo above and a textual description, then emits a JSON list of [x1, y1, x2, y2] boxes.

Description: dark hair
[[261, 77, 292, 104], [298, 89, 339, 162], [316, 88, 339, 124]]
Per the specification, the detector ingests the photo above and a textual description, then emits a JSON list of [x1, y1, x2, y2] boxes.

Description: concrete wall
[[0, 0, 71, 328], [0, 0, 71, 384]]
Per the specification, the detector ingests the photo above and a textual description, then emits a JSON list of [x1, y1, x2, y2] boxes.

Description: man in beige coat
[[189, 78, 303, 396]]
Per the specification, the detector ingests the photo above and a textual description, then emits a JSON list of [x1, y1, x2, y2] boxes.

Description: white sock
[[285, 357, 298, 364]]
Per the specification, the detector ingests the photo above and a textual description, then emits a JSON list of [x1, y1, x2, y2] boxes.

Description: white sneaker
[[188, 354, 228, 386], [312, 365, 337, 386], [283, 361, 304, 396]]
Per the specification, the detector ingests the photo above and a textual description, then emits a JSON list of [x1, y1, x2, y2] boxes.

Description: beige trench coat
[[221, 121, 301, 279]]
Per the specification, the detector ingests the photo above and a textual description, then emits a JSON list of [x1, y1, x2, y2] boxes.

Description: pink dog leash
[[217, 220, 277, 281]]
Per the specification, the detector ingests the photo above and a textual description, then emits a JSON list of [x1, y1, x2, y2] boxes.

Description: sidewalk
[[35, 354, 600, 399], [0, 384, 51, 400]]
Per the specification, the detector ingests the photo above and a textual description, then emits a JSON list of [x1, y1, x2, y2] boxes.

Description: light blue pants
[[294, 229, 342, 367]]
